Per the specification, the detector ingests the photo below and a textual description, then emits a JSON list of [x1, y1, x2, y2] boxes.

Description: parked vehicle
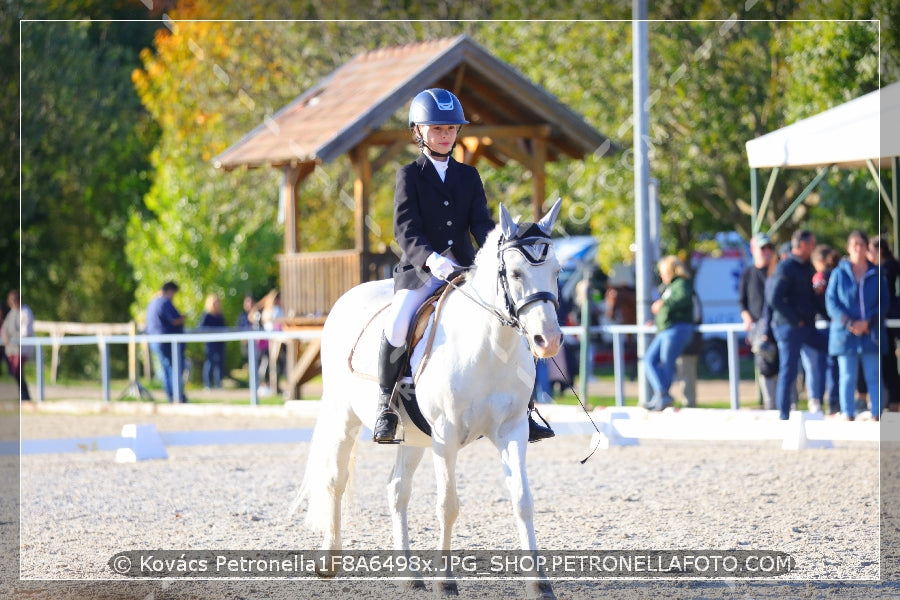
[[690, 233, 750, 373]]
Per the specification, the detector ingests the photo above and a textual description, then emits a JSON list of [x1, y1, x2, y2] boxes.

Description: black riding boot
[[373, 335, 406, 443], [528, 399, 555, 442]]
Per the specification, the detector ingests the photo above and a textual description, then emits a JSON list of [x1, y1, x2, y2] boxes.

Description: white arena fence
[[14, 321, 894, 459], [20, 329, 322, 405], [20, 319, 900, 409]]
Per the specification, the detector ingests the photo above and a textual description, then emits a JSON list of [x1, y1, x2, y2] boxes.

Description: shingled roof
[[213, 34, 613, 170]]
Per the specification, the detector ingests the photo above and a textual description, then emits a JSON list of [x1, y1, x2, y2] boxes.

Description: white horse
[[295, 199, 563, 598]]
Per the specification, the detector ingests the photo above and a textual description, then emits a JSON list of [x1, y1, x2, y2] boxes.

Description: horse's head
[[495, 199, 564, 359]]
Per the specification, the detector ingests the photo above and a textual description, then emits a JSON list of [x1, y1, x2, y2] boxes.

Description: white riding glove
[[425, 252, 459, 280]]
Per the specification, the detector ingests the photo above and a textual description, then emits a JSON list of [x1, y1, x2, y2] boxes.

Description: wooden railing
[[278, 250, 395, 318], [33, 321, 140, 384]]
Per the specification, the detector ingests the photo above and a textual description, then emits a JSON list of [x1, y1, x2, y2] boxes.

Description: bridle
[[443, 229, 559, 334], [497, 234, 560, 330]]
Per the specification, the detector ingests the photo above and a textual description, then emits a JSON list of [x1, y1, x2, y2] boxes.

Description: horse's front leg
[[388, 444, 426, 590], [431, 423, 460, 596], [497, 419, 556, 600]]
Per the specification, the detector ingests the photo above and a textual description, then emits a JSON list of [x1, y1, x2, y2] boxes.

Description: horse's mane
[[470, 225, 504, 277]]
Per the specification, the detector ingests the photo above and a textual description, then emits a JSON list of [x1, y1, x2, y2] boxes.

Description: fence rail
[[20, 329, 321, 405], [20, 319, 900, 409]]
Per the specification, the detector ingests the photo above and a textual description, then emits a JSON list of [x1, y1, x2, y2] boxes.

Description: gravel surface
[[6, 412, 899, 599]]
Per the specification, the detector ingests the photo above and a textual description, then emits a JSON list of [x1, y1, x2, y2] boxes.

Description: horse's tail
[[289, 392, 361, 533]]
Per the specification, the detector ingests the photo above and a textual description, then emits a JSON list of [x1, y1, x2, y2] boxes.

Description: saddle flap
[[406, 284, 446, 350]]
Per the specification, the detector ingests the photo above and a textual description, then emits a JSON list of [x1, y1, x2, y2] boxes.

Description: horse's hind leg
[[388, 445, 426, 589]]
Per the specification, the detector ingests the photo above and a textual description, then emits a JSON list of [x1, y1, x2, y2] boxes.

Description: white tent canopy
[[746, 81, 900, 169]]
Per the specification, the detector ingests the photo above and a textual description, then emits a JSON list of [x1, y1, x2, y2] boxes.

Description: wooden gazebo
[[213, 34, 614, 396]]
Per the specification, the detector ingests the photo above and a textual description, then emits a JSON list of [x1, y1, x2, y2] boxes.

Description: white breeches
[[383, 276, 445, 347]]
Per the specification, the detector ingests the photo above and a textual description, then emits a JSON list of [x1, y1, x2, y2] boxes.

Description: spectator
[[674, 287, 703, 407], [812, 243, 840, 415], [257, 290, 285, 395], [869, 235, 900, 412], [235, 294, 255, 371], [767, 229, 828, 420], [777, 242, 792, 262], [756, 251, 782, 393], [739, 232, 778, 409], [0, 298, 9, 380], [198, 293, 226, 390], [0, 290, 34, 401], [146, 281, 187, 403], [644, 255, 695, 411], [825, 230, 887, 420]]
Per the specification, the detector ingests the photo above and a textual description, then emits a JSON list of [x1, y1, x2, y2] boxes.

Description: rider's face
[[418, 124, 459, 158]]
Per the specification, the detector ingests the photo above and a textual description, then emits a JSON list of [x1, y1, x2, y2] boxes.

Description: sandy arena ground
[[2, 405, 898, 599]]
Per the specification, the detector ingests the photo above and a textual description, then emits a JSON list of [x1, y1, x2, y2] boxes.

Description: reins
[[437, 268, 521, 330]]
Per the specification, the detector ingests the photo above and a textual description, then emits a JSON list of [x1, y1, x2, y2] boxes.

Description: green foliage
[[128, 20, 290, 327], [10, 0, 895, 387], [19, 20, 158, 376], [20, 21, 154, 319]]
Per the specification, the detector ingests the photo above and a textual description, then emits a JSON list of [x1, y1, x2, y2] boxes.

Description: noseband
[[497, 232, 559, 330]]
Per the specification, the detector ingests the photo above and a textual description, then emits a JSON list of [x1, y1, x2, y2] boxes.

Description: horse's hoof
[[313, 566, 337, 579], [526, 580, 555, 600], [405, 578, 426, 591], [439, 580, 459, 596]]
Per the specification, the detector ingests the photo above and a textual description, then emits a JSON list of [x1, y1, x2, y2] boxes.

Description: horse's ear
[[537, 197, 562, 236], [499, 203, 518, 239]]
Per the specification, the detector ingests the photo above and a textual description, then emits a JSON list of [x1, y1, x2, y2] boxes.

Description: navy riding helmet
[[408, 88, 469, 127]]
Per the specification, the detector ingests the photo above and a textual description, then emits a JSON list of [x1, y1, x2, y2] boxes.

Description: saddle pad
[[348, 286, 446, 381], [348, 305, 389, 381]]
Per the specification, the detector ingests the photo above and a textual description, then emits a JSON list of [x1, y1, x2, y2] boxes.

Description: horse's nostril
[[533, 335, 546, 348]]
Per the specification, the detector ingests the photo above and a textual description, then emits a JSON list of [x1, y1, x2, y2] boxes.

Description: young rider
[[373, 88, 555, 444]]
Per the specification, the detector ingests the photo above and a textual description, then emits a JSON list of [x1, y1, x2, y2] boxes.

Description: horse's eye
[[510, 270, 523, 280]]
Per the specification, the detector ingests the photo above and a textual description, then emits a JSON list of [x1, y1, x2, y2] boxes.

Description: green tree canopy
[[20, 20, 158, 323], [12, 0, 896, 343]]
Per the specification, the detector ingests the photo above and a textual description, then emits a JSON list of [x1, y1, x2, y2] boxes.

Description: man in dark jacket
[[766, 229, 828, 419], [739, 232, 777, 409]]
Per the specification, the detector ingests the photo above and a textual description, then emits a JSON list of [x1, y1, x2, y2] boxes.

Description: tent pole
[[750, 167, 759, 234], [757, 166, 780, 233], [867, 159, 895, 221], [768, 166, 832, 237]]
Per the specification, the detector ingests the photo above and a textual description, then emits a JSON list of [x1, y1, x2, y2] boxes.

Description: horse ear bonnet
[[503, 222, 552, 264]]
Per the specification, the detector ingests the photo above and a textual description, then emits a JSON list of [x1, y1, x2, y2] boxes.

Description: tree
[[476, 17, 884, 267], [19, 19, 159, 375]]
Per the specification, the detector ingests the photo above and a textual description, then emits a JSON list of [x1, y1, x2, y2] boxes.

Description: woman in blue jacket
[[825, 230, 888, 420]]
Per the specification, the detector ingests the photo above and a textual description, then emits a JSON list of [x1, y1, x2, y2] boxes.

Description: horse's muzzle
[[530, 331, 562, 358]]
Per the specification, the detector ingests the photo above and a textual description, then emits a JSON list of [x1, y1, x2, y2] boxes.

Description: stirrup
[[528, 406, 555, 443], [373, 404, 402, 444]]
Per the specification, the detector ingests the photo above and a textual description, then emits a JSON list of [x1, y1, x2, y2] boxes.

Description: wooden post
[[351, 144, 372, 255], [281, 162, 316, 255], [350, 144, 372, 286], [531, 135, 547, 222], [282, 165, 301, 254]]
